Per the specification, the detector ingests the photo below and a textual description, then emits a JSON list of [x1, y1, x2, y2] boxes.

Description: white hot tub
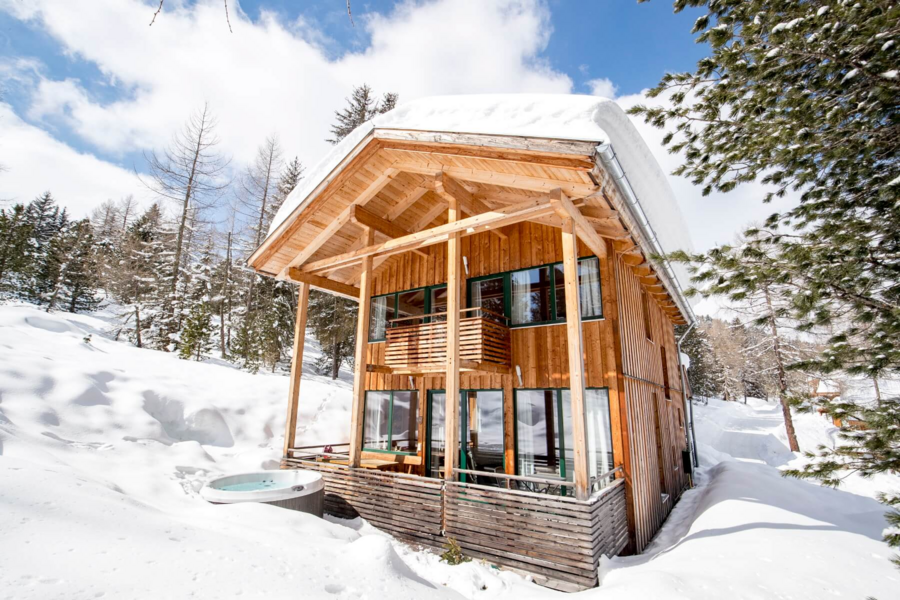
[[201, 470, 324, 517]]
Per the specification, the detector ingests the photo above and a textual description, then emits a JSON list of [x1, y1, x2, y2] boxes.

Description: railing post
[[560, 214, 591, 501], [349, 227, 375, 468], [444, 195, 461, 482], [283, 282, 310, 459]]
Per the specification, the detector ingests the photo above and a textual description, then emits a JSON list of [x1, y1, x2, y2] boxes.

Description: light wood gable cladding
[[249, 131, 687, 325]]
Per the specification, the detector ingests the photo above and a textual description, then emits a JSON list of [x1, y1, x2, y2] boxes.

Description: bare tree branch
[[149, 0, 164, 27]]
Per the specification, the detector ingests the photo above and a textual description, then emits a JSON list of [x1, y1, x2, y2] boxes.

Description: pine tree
[[25, 192, 69, 304], [308, 290, 357, 379], [0, 204, 35, 295], [60, 220, 101, 313], [634, 0, 900, 561], [678, 317, 723, 400], [179, 301, 213, 361], [328, 84, 399, 144]]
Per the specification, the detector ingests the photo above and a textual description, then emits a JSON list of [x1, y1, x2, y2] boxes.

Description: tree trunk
[[220, 231, 231, 358], [135, 306, 143, 348], [873, 377, 881, 401], [764, 284, 800, 452], [331, 339, 340, 380]]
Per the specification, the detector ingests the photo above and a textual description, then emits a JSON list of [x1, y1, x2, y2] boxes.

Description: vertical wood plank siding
[[356, 221, 687, 555], [613, 250, 688, 551]]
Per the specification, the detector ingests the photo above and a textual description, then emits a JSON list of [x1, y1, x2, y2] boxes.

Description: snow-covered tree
[[635, 0, 899, 560]]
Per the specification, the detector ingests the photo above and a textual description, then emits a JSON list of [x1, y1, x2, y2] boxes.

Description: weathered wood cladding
[[444, 480, 628, 590], [284, 456, 627, 591], [612, 249, 688, 551]]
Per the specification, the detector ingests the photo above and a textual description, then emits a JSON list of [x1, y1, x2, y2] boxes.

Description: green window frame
[[362, 390, 419, 455], [513, 387, 613, 496], [368, 283, 447, 343], [467, 256, 603, 329]]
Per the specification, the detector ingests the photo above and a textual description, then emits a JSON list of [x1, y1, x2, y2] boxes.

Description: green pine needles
[[634, 0, 899, 564]]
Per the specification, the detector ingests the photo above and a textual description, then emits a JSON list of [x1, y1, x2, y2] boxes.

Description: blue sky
[[0, 0, 795, 252]]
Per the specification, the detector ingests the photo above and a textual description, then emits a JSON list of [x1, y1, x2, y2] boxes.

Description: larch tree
[[634, 0, 899, 560], [308, 85, 399, 378], [139, 103, 230, 347]]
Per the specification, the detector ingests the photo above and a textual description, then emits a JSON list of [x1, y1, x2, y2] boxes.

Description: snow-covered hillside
[[1, 304, 897, 599]]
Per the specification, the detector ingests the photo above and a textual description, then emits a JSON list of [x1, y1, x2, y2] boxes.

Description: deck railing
[[383, 307, 511, 371], [282, 451, 627, 591]]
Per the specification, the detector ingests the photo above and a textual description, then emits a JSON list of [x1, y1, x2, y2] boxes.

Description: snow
[[265, 95, 696, 303], [2, 303, 898, 599]]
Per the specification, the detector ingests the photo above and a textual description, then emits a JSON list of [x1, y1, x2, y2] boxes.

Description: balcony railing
[[383, 307, 511, 373]]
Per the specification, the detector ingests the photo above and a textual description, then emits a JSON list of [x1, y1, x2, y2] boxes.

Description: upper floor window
[[470, 256, 603, 327], [369, 284, 447, 342]]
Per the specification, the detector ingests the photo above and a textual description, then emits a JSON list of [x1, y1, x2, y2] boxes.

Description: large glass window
[[369, 284, 446, 342], [516, 388, 613, 495], [363, 391, 391, 450], [585, 389, 614, 486], [468, 257, 603, 328], [511, 266, 552, 324], [555, 257, 603, 320], [470, 276, 505, 318], [463, 391, 505, 477], [369, 295, 395, 341], [363, 391, 418, 453], [397, 289, 426, 322]]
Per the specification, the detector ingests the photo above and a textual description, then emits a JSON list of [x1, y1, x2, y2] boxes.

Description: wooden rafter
[[302, 195, 555, 275], [432, 173, 507, 240], [549, 189, 608, 260], [386, 185, 429, 221], [350, 205, 428, 258], [286, 267, 359, 301], [389, 161, 598, 197]]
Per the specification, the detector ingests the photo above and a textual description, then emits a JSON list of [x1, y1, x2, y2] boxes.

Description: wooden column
[[561, 217, 591, 501], [444, 196, 462, 481], [283, 282, 311, 458], [349, 227, 375, 468]]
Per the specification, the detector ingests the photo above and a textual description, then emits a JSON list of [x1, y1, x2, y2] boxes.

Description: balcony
[[381, 308, 511, 375]]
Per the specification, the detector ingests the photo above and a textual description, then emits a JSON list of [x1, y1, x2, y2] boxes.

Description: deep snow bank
[[1, 304, 898, 599]]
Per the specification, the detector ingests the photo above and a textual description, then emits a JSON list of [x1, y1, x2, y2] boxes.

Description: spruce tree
[[179, 301, 214, 361], [635, 0, 900, 561], [60, 220, 101, 313], [0, 204, 34, 295], [328, 84, 399, 143], [678, 317, 723, 400]]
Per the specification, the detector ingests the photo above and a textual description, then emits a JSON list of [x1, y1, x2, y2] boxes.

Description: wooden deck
[[383, 308, 511, 373], [282, 453, 627, 591]]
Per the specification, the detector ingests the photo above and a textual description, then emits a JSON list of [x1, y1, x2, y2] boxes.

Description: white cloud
[[3, 0, 570, 168], [0, 0, 799, 253], [586, 77, 617, 99], [0, 103, 147, 216]]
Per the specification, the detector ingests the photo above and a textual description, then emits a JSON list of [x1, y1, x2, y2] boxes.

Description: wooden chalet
[[248, 95, 697, 591]]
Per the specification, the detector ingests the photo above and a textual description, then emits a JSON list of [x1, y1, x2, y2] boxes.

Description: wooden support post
[[444, 197, 462, 481], [561, 217, 591, 501], [348, 227, 375, 468], [283, 282, 310, 458]]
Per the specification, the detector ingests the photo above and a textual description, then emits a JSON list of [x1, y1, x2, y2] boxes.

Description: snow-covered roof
[[262, 94, 696, 315]]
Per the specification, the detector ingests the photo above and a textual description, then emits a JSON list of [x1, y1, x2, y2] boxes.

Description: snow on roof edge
[[261, 95, 697, 312]]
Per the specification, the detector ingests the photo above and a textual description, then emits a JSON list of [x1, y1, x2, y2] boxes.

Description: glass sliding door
[[426, 389, 505, 485], [461, 391, 505, 484], [427, 391, 446, 478]]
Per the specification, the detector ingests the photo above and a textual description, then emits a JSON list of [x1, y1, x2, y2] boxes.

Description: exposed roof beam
[[302, 195, 555, 275], [549, 189, 608, 260], [389, 161, 598, 197], [278, 167, 400, 276], [433, 173, 507, 240], [350, 205, 428, 258], [385, 186, 429, 221], [286, 267, 359, 301]]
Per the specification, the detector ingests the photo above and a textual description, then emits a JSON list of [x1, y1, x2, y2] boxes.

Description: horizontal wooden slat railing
[[282, 452, 627, 591], [383, 307, 511, 371]]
